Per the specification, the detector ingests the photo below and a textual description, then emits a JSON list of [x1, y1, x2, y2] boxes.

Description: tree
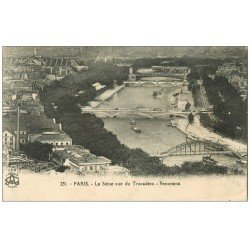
[[185, 101, 191, 111], [20, 141, 53, 161], [56, 94, 81, 114], [188, 113, 194, 124]]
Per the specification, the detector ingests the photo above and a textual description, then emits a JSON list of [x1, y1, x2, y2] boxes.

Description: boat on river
[[131, 126, 141, 133], [170, 120, 178, 127], [187, 133, 199, 140], [152, 88, 164, 97], [130, 119, 136, 125]]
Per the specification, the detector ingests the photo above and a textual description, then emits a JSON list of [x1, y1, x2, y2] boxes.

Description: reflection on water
[[103, 118, 186, 154], [98, 86, 187, 155], [100, 86, 179, 110]]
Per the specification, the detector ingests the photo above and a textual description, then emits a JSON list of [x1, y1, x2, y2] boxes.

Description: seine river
[[97, 85, 245, 171], [98, 85, 187, 155]]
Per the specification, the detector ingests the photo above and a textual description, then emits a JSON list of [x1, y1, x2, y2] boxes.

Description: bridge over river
[[82, 107, 191, 119], [152, 139, 247, 159], [82, 107, 212, 119]]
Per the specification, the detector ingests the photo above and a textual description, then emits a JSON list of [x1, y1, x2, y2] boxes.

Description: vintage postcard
[[2, 46, 248, 201]]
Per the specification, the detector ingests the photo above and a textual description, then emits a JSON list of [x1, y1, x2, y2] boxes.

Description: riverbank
[[177, 116, 247, 153], [124, 80, 184, 87], [88, 84, 125, 108]]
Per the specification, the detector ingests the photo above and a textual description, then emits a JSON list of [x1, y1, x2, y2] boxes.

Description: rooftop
[[92, 82, 106, 91], [3, 113, 60, 133], [54, 145, 111, 166], [36, 133, 71, 142]]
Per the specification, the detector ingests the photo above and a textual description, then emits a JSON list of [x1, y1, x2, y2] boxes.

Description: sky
[[3, 46, 247, 59]]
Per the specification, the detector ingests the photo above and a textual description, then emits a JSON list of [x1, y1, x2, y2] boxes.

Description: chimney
[[59, 123, 62, 131], [16, 104, 20, 153], [53, 118, 56, 124]]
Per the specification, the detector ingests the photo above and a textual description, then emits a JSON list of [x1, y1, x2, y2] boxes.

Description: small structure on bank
[[92, 82, 106, 92]]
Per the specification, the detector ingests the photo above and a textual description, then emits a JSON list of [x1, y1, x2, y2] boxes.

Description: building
[[178, 100, 189, 111], [4, 79, 33, 92], [128, 67, 136, 81], [3, 128, 28, 150], [3, 130, 16, 150], [3, 110, 28, 150], [137, 66, 189, 79], [92, 82, 106, 91], [2, 149, 30, 168], [229, 75, 246, 89], [52, 145, 112, 173], [137, 68, 155, 75], [216, 63, 241, 79], [35, 131, 72, 146], [2, 113, 63, 150]]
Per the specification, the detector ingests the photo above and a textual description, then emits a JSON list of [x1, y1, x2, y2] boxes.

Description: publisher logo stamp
[[5, 168, 20, 188]]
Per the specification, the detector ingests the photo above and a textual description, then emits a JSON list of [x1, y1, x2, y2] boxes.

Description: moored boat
[[170, 120, 178, 127], [131, 126, 141, 133]]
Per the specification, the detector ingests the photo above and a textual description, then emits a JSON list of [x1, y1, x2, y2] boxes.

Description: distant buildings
[[3, 89, 45, 115], [136, 66, 190, 80], [4, 79, 33, 92], [229, 75, 246, 89], [216, 63, 240, 78], [3, 50, 88, 90], [215, 62, 247, 101]]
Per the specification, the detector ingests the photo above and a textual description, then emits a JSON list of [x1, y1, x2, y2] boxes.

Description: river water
[[97, 84, 246, 171], [99, 85, 179, 110], [98, 85, 187, 154]]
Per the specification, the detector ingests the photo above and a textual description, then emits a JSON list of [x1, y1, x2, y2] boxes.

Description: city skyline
[[3, 46, 248, 59]]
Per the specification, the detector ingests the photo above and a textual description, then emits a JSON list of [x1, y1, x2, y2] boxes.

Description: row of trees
[[201, 75, 247, 141], [39, 62, 129, 117], [186, 63, 247, 141]]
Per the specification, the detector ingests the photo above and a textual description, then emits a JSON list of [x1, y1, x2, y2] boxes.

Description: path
[[177, 116, 247, 153]]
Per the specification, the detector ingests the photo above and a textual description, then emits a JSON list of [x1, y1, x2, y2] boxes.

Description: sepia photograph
[[2, 46, 248, 201], [1, 1, 250, 250]]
